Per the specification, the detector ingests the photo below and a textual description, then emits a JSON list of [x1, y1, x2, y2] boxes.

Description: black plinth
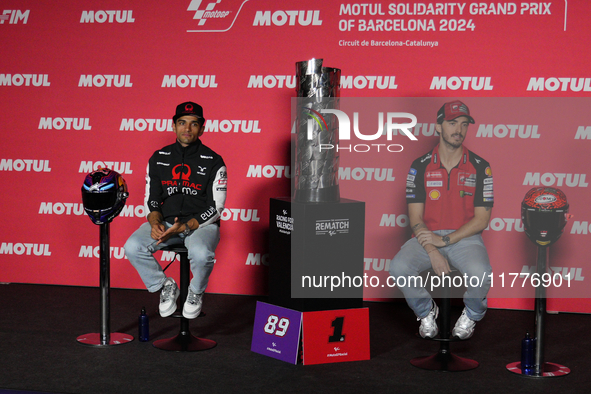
[[268, 198, 365, 312]]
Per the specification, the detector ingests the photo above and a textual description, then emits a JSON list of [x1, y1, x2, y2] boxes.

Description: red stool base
[[77, 332, 134, 347], [506, 361, 570, 378], [411, 350, 479, 372]]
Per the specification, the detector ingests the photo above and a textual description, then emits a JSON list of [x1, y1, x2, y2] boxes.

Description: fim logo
[[187, 0, 250, 32], [315, 219, 350, 236]]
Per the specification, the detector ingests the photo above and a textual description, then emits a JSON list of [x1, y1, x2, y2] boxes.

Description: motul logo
[[379, 214, 409, 227], [79, 161, 133, 174], [0, 159, 51, 172], [38, 203, 85, 216], [248, 75, 296, 89], [253, 10, 322, 26], [430, 76, 493, 90], [38, 118, 91, 130], [520, 265, 584, 282], [80, 10, 135, 23], [0, 74, 50, 86], [527, 77, 591, 92], [364, 257, 391, 272], [339, 168, 396, 181], [38, 203, 146, 217], [204, 120, 261, 133], [476, 124, 541, 139], [485, 218, 524, 232], [0, 243, 51, 256], [247, 165, 292, 178], [575, 126, 591, 140], [120, 119, 174, 132], [247, 75, 397, 89], [162, 75, 218, 88], [246, 253, 269, 266], [341, 76, 398, 89], [220, 208, 260, 222], [79, 246, 127, 259], [571, 221, 591, 235], [523, 173, 588, 187], [78, 75, 132, 87]]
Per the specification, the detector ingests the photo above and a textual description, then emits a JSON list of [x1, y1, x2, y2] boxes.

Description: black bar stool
[[153, 245, 216, 352], [410, 268, 478, 371]]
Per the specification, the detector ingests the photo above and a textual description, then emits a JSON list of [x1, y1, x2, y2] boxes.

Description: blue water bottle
[[139, 307, 149, 342], [521, 331, 535, 375]]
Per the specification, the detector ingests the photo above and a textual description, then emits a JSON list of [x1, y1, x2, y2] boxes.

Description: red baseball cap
[[436, 100, 475, 124]]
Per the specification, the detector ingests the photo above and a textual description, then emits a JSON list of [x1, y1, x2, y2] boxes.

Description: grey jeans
[[124, 222, 220, 294], [389, 230, 492, 321]]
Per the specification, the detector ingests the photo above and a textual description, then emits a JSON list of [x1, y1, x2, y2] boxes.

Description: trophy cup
[[269, 59, 365, 311], [293, 58, 341, 203]]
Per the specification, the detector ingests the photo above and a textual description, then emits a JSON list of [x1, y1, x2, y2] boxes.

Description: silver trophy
[[294, 58, 341, 202]]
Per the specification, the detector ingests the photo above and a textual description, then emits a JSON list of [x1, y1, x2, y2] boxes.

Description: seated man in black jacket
[[124, 102, 227, 319]]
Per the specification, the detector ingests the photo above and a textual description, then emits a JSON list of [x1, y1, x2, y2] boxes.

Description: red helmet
[[521, 187, 569, 246]]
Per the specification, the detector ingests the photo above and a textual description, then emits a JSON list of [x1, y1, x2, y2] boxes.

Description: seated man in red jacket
[[389, 100, 493, 340]]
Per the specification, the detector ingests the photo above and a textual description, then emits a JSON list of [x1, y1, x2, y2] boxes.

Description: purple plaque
[[251, 302, 302, 364]]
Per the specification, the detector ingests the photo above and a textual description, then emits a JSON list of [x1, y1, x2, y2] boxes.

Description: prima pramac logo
[[187, 0, 250, 32]]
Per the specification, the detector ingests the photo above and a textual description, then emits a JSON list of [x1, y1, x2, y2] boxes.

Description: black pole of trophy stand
[[506, 246, 570, 377], [153, 246, 217, 352], [77, 223, 134, 346]]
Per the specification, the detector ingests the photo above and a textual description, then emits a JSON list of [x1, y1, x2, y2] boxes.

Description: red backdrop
[[1, 0, 590, 313]]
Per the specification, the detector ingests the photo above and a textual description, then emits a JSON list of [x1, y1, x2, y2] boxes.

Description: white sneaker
[[159, 278, 179, 317], [183, 289, 203, 319], [418, 302, 439, 338], [452, 308, 476, 340]]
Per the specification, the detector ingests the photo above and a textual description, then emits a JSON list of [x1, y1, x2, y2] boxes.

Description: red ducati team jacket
[[405, 145, 494, 231]]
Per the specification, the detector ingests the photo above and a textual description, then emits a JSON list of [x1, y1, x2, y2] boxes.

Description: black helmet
[[521, 187, 569, 246], [81, 168, 129, 225]]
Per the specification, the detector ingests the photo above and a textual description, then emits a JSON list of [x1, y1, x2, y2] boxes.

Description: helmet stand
[[77, 223, 134, 346], [506, 245, 570, 378]]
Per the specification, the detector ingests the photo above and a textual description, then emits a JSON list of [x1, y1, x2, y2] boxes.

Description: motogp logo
[[187, 0, 249, 32]]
